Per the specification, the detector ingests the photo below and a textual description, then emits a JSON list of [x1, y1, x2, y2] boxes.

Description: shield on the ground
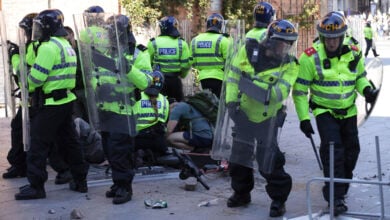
[[357, 57, 383, 126], [17, 28, 30, 151], [0, 11, 17, 118], [212, 22, 298, 173], [74, 12, 137, 136]]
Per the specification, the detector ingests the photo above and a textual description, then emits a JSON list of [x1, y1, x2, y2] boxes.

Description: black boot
[[269, 200, 286, 217], [105, 184, 119, 198], [373, 50, 380, 57], [226, 192, 251, 207], [15, 185, 46, 200], [2, 166, 26, 179], [331, 199, 348, 216], [69, 179, 88, 193], [55, 170, 72, 185], [112, 185, 132, 205]]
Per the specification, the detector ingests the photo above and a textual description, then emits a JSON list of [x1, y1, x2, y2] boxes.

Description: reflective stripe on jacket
[[28, 37, 77, 105], [191, 32, 230, 81], [225, 45, 298, 123], [292, 42, 371, 121]]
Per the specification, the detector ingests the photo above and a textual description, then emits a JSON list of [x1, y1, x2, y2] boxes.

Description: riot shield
[[17, 28, 30, 151], [212, 24, 298, 173], [0, 11, 16, 117], [74, 13, 137, 136], [357, 58, 383, 126]]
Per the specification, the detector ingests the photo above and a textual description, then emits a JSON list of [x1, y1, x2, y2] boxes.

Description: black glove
[[7, 41, 19, 61], [300, 120, 314, 138], [363, 86, 379, 104], [226, 102, 239, 115]]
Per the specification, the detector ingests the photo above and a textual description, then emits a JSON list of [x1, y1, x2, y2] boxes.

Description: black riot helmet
[[32, 9, 67, 42], [253, 2, 275, 28], [159, 16, 180, 37], [85, 5, 104, 13], [317, 11, 348, 39], [206, 13, 224, 33], [263, 19, 298, 59], [316, 11, 348, 56], [19, 12, 38, 42], [266, 19, 298, 43], [106, 14, 136, 46]]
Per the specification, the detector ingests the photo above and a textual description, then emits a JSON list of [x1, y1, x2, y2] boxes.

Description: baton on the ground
[[309, 135, 323, 170]]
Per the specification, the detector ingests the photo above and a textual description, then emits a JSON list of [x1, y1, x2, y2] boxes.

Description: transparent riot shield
[[17, 28, 30, 151], [74, 13, 137, 136], [357, 58, 383, 126], [212, 23, 298, 173], [0, 11, 16, 117]]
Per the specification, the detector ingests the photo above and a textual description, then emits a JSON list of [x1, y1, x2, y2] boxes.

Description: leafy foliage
[[284, 0, 320, 29]]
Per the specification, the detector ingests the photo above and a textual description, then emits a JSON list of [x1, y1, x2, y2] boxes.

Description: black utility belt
[[43, 89, 69, 101], [309, 101, 352, 116]]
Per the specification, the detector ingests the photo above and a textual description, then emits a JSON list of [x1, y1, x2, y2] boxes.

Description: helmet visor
[[266, 38, 293, 58], [31, 19, 44, 41]]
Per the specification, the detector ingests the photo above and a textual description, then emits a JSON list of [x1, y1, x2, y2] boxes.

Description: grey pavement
[[1, 40, 390, 220]]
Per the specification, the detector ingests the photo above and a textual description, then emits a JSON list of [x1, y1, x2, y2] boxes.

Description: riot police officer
[[3, 12, 38, 179], [90, 14, 152, 205], [190, 13, 230, 97], [147, 16, 191, 102], [292, 12, 379, 216], [14, 9, 89, 200], [246, 2, 275, 42], [223, 20, 299, 217]]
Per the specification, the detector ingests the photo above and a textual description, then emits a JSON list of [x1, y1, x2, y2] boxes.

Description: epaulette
[[222, 33, 230, 37], [149, 38, 155, 41], [350, 36, 359, 44], [304, 47, 317, 56], [136, 44, 148, 51], [351, 45, 359, 51]]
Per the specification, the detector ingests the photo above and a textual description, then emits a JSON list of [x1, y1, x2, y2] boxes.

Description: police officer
[[14, 9, 89, 200], [190, 13, 230, 98], [147, 16, 191, 102], [134, 70, 169, 159], [364, 21, 379, 58], [246, 2, 275, 42], [97, 14, 152, 205], [224, 20, 299, 217], [3, 12, 38, 179], [292, 12, 379, 216]]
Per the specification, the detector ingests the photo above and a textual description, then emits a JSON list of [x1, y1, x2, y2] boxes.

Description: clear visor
[[31, 19, 43, 41], [266, 38, 293, 58]]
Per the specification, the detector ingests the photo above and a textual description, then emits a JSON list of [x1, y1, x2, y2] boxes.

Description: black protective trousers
[[101, 131, 135, 189], [161, 75, 184, 102], [315, 112, 360, 202], [200, 78, 222, 98], [228, 114, 292, 203], [8, 106, 26, 171], [27, 102, 89, 189]]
